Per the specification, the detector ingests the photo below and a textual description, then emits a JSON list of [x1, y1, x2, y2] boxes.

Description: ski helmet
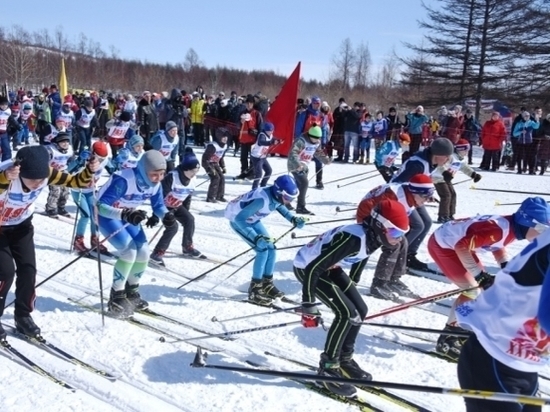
[[366, 200, 409, 247], [513, 197, 550, 237], [272, 175, 299, 204]]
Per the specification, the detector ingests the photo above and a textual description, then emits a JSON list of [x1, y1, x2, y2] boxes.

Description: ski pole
[[495, 199, 550, 207], [291, 232, 317, 240], [276, 244, 305, 250], [161, 320, 302, 343], [69, 190, 82, 252], [176, 246, 255, 289], [305, 217, 354, 226], [452, 178, 471, 186], [323, 169, 377, 186], [470, 186, 550, 196], [189, 348, 550, 406], [364, 322, 472, 337], [337, 173, 379, 189], [364, 286, 478, 320], [91, 180, 105, 326], [148, 225, 164, 245], [211, 303, 322, 324], [206, 227, 296, 293], [335, 206, 355, 213], [11, 222, 129, 304], [195, 178, 209, 189]]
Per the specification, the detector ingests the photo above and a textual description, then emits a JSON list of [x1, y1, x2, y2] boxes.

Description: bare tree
[[183, 48, 203, 71], [330, 38, 355, 93], [353, 42, 371, 91]]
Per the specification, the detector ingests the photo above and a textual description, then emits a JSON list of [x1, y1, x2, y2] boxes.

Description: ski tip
[[190, 347, 208, 367]]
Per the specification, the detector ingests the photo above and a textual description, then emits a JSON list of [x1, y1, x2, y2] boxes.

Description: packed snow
[[1, 145, 549, 412]]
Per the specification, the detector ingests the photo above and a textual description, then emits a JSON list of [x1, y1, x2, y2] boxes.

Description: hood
[[170, 88, 182, 100]]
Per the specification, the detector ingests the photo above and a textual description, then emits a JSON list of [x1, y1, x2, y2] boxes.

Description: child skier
[[112, 134, 144, 170], [69, 141, 112, 254], [74, 99, 97, 154], [44, 132, 75, 218], [97, 150, 170, 318], [106, 111, 134, 158], [374, 132, 411, 182], [358, 113, 373, 164], [293, 200, 409, 398], [202, 127, 228, 203], [428, 197, 550, 361], [250, 122, 278, 190], [150, 121, 179, 171], [150, 148, 206, 264], [0, 145, 99, 338], [225, 175, 308, 305], [432, 139, 482, 223]]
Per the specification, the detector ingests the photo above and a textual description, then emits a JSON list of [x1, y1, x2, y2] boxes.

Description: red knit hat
[[408, 174, 435, 196], [92, 141, 109, 157], [455, 139, 470, 152], [375, 199, 409, 231]]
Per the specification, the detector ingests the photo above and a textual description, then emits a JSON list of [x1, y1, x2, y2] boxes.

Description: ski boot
[[73, 235, 88, 254], [125, 283, 149, 310], [339, 353, 373, 380], [388, 279, 418, 299], [107, 289, 134, 318], [182, 245, 205, 259], [369, 278, 398, 301], [0, 323, 5, 341], [262, 276, 284, 299], [248, 279, 272, 306], [406, 253, 430, 272], [435, 325, 469, 361], [317, 353, 357, 398], [295, 207, 315, 215], [90, 234, 109, 254], [57, 207, 71, 218], [149, 249, 166, 266], [14, 315, 41, 337]]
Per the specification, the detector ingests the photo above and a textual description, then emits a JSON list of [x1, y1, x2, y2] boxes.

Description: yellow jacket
[[190, 99, 205, 124]]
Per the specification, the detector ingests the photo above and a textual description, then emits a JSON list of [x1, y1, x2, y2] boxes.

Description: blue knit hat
[[514, 197, 550, 228], [263, 122, 274, 132], [179, 147, 200, 171]]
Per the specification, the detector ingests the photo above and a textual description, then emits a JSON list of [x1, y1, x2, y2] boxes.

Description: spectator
[[480, 111, 507, 171], [137, 91, 159, 147], [404, 105, 429, 155]]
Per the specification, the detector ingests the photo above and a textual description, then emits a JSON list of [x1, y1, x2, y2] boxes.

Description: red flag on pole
[[266, 62, 301, 156]]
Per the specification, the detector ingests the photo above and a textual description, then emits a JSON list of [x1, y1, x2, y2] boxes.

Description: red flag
[[266, 62, 301, 156]]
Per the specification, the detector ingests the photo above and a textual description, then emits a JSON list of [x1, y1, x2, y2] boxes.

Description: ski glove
[[291, 216, 308, 229], [162, 212, 177, 227], [300, 303, 321, 328], [442, 170, 454, 182], [254, 235, 274, 250], [471, 172, 482, 183], [249, 128, 258, 136], [208, 169, 217, 177], [145, 214, 159, 228], [222, 167, 227, 174], [79, 150, 91, 161], [500, 261, 508, 269], [475, 271, 495, 290], [121, 209, 148, 226]]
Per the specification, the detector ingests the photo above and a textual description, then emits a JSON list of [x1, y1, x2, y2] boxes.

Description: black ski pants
[[153, 205, 195, 252], [480, 150, 500, 170], [294, 266, 368, 360], [373, 237, 408, 282], [458, 334, 540, 412], [0, 217, 37, 317], [206, 163, 225, 201], [406, 206, 432, 255], [291, 171, 309, 209], [250, 157, 272, 190]]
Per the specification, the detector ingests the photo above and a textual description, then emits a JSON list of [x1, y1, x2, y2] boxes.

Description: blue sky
[[5, 0, 432, 81]]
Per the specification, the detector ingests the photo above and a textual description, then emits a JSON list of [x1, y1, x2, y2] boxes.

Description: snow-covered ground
[[1, 145, 549, 412]]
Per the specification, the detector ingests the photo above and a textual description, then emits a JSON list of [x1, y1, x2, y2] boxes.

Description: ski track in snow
[[2, 145, 550, 411]]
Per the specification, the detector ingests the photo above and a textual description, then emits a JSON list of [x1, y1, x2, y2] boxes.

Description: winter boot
[[369, 278, 398, 301], [90, 234, 109, 254], [14, 315, 41, 337], [296, 207, 315, 215], [45, 208, 58, 218], [216, 197, 228, 202], [436, 216, 450, 224], [107, 289, 134, 318], [182, 245, 206, 259], [262, 276, 284, 299], [149, 249, 166, 266], [435, 324, 469, 361], [339, 353, 373, 380], [317, 353, 357, 398], [206, 198, 218, 203], [125, 283, 149, 310], [406, 254, 430, 272], [388, 279, 419, 299], [57, 207, 71, 218], [248, 279, 272, 306], [316, 182, 324, 190], [73, 235, 88, 254]]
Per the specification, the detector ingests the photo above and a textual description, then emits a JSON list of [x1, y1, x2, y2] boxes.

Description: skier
[[69, 141, 112, 254], [391, 137, 454, 272], [150, 120, 179, 171], [202, 127, 228, 203], [0, 145, 99, 338], [149, 147, 206, 264], [431, 139, 482, 223], [288, 125, 331, 215], [428, 196, 550, 361], [374, 132, 411, 182], [249, 122, 278, 190], [112, 134, 144, 170], [355, 174, 435, 300], [105, 111, 134, 158], [97, 150, 169, 318], [225, 175, 308, 305], [293, 199, 410, 397], [44, 132, 75, 218], [74, 98, 97, 154], [456, 223, 550, 411]]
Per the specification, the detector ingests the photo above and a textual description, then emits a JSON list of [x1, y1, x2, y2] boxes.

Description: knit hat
[[374, 199, 410, 231], [307, 126, 322, 139], [119, 111, 132, 122], [263, 122, 274, 132], [165, 121, 178, 133], [311, 96, 321, 103], [455, 139, 470, 152], [512, 197, 550, 240], [430, 138, 454, 156], [17, 146, 50, 179], [0, 96, 8, 105], [53, 132, 71, 144], [180, 147, 200, 171], [128, 134, 144, 148], [407, 174, 435, 196], [92, 141, 109, 157], [140, 150, 166, 173]]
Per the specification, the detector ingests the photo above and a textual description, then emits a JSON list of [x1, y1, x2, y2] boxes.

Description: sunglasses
[[280, 190, 297, 203], [373, 212, 409, 239]]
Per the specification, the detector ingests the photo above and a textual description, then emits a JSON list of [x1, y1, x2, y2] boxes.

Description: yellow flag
[[59, 58, 68, 98]]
